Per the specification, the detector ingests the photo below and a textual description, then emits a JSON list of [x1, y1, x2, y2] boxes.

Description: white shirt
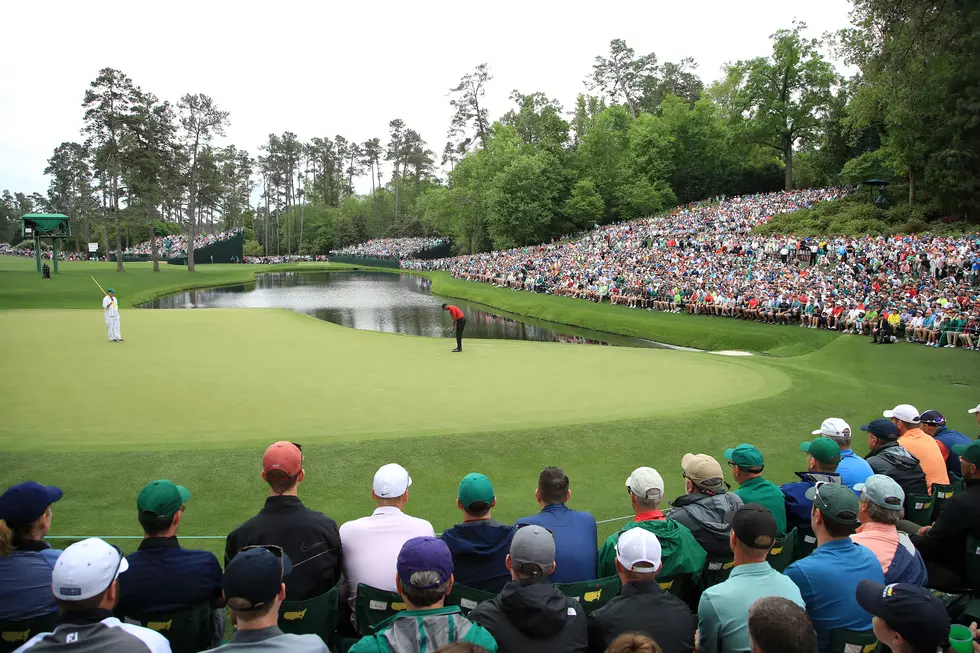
[[102, 295, 119, 317], [339, 506, 434, 597]]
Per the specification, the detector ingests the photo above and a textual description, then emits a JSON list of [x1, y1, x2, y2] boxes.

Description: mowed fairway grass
[[2, 255, 979, 565]]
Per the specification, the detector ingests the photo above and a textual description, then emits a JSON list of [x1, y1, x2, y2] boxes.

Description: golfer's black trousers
[[455, 318, 466, 349]]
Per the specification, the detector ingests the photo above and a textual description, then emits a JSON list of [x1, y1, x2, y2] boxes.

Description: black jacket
[[225, 495, 342, 601], [468, 577, 588, 653], [586, 580, 695, 653], [866, 441, 929, 509], [668, 491, 743, 556], [912, 478, 980, 577]]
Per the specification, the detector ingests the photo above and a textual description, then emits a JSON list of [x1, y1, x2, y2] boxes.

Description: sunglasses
[[241, 544, 286, 576], [812, 481, 857, 522]]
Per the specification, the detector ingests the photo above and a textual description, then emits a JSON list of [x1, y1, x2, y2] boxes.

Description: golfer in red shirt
[[442, 303, 466, 352]]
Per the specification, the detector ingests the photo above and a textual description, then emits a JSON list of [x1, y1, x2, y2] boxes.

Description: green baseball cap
[[953, 441, 980, 466], [805, 482, 859, 524], [724, 444, 765, 468], [458, 473, 494, 510], [137, 480, 190, 518], [800, 438, 841, 464], [106, 288, 115, 293]]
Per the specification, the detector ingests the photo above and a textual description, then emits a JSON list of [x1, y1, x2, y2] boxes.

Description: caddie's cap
[[137, 480, 190, 519], [262, 441, 303, 477], [223, 546, 292, 611], [397, 536, 453, 588], [732, 503, 777, 549], [812, 418, 851, 438], [373, 463, 412, 498], [861, 419, 900, 441], [0, 481, 62, 528], [919, 410, 945, 425], [457, 473, 494, 510], [615, 527, 662, 573], [681, 453, 725, 492], [510, 525, 556, 575], [625, 467, 664, 501], [106, 288, 115, 293], [52, 537, 129, 601], [855, 580, 950, 650], [883, 404, 920, 423], [854, 474, 904, 511], [724, 444, 764, 469], [953, 441, 980, 466], [800, 438, 841, 464], [805, 482, 859, 524]]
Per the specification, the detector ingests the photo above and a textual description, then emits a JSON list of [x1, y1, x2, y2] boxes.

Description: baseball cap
[[805, 481, 859, 524], [882, 404, 920, 424], [952, 441, 980, 466], [800, 438, 841, 464], [373, 463, 412, 498], [106, 288, 114, 293], [626, 467, 665, 501], [137, 480, 190, 519], [919, 410, 945, 425], [52, 537, 130, 601], [262, 441, 303, 477], [681, 453, 725, 492], [723, 444, 764, 469], [615, 527, 662, 573], [457, 473, 494, 510], [0, 481, 63, 527], [969, 403, 980, 415], [812, 418, 851, 438], [731, 503, 778, 549], [224, 546, 293, 611], [510, 524, 556, 575], [397, 536, 453, 588], [854, 474, 905, 511], [855, 580, 950, 650], [861, 419, 900, 441]]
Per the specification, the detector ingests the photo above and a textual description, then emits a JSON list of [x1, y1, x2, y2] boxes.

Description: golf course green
[[1, 255, 979, 563]]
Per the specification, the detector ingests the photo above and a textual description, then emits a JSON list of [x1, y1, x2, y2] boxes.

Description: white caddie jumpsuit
[[102, 294, 122, 341]]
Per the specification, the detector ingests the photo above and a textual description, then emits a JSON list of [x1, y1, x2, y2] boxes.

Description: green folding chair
[[931, 483, 956, 521], [829, 628, 880, 653], [768, 528, 796, 573], [446, 584, 495, 614], [278, 584, 340, 642], [122, 603, 213, 653], [555, 576, 622, 616], [964, 536, 980, 590], [657, 573, 699, 611], [354, 584, 406, 636], [0, 614, 56, 653], [905, 493, 934, 526], [794, 529, 818, 561]]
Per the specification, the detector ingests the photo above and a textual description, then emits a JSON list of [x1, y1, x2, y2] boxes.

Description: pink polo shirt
[[851, 522, 899, 573]]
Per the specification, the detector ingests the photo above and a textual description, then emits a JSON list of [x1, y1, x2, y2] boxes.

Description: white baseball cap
[[883, 404, 921, 424], [615, 527, 662, 573], [52, 537, 129, 601], [373, 463, 412, 498], [625, 467, 664, 501], [968, 404, 980, 415], [812, 418, 852, 438]]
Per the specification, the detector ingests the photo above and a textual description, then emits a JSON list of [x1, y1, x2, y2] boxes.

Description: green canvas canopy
[[21, 214, 71, 235]]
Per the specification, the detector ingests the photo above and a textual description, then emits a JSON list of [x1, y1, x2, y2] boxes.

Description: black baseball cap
[[861, 419, 900, 441], [731, 503, 777, 549], [919, 410, 945, 426], [223, 546, 293, 611], [856, 580, 950, 649]]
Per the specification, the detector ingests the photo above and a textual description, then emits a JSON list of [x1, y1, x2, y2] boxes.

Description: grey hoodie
[[668, 491, 743, 556]]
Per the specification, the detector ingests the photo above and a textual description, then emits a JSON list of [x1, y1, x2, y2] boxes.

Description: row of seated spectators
[[333, 238, 446, 260], [2, 401, 979, 653]]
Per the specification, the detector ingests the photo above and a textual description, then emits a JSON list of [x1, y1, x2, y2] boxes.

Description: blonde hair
[[605, 633, 663, 653], [0, 519, 15, 556], [0, 508, 50, 556]]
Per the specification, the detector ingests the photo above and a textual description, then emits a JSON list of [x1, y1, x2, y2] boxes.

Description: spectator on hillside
[[780, 439, 843, 536], [850, 475, 927, 585], [225, 442, 343, 601], [861, 420, 928, 511], [697, 505, 804, 653], [117, 480, 224, 644], [0, 481, 62, 621], [469, 525, 587, 653], [516, 467, 598, 583], [587, 528, 695, 653], [919, 409, 971, 477], [668, 454, 742, 556], [440, 473, 515, 593], [854, 580, 950, 653], [210, 546, 328, 653], [723, 445, 787, 534], [14, 538, 171, 653], [911, 440, 980, 590], [784, 483, 883, 653], [810, 418, 873, 492], [341, 463, 435, 608], [746, 597, 817, 653], [883, 404, 949, 490], [350, 537, 498, 653], [597, 468, 706, 579], [603, 634, 662, 653], [970, 403, 980, 438]]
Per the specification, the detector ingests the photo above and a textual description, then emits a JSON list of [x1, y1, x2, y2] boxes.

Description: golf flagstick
[[91, 276, 107, 296]]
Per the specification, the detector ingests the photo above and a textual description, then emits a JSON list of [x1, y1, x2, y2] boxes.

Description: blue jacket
[[517, 504, 598, 583], [933, 426, 972, 476], [780, 473, 842, 535], [885, 533, 929, 586], [0, 539, 61, 620], [439, 519, 514, 593], [836, 451, 873, 494]]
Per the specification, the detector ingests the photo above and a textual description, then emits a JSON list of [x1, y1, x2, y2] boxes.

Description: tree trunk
[[394, 166, 401, 220], [784, 140, 794, 191], [149, 218, 160, 272], [114, 217, 124, 272], [264, 177, 270, 256], [909, 168, 917, 204]]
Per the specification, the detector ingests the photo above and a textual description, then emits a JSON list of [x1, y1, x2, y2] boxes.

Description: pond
[[143, 271, 660, 348]]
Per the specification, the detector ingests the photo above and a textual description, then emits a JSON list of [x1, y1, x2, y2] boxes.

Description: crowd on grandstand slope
[[123, 230, 242, 258], [2, 402, 980, 652], [333, 237, 446, 260]]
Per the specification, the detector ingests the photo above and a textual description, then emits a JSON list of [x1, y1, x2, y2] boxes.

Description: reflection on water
[[143, 272, 659, 348]]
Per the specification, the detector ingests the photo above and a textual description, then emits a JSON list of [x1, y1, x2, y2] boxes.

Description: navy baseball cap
[[0, 481, 63, 527], [397, 536, 453, 589], [856, 580, 950, 649], [861, 419, 900, 441], [919, 410, 945, 425], [223, 546, 293, 611]]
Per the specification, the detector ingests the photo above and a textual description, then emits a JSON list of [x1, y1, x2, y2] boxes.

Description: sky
[[1, 0, 854, 199]]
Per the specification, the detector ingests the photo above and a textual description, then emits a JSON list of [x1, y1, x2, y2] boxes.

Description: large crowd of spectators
[[123, 230, 242, 258], [2, 401, 979, 653], [333, 238, 447, 260]]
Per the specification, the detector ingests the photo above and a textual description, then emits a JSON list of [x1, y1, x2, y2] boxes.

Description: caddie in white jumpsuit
[[102, 288, 123, 342]]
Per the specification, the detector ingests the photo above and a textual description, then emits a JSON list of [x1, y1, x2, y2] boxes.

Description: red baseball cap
[[262, 442, 303, 477]]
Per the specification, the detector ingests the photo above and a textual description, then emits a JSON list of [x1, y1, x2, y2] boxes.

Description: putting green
[[0, 309, 788, 452]]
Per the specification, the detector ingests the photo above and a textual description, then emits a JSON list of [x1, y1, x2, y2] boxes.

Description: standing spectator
[[516, 467, 597, 583], [350, 537, 498, 653], [697, 505, 804, 653], [341, 463, 435, 607], [883, 404, 949, 490], [970, 403, 980, 438], [861, 420, 928, 508], [210, 546, 328, 653], [469, 525, 587, 653], [919, 410, 971, 477], [597, 468, 706, 579], [854, 580, 950, 653], [780, 439, 843, 536], [850, 475, 927, 585], [587, 528, 695, 653], [225, 442, 343, 601], [668, 454, 743, 556], [723, 445, 787, 534], [14, 538, 171, 653], [0, 481, 62, 621], [440, 473, 515, 593], [783, 483, 883, 653], [746, 597, 817, 653], [810, 419, 873, 492]]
